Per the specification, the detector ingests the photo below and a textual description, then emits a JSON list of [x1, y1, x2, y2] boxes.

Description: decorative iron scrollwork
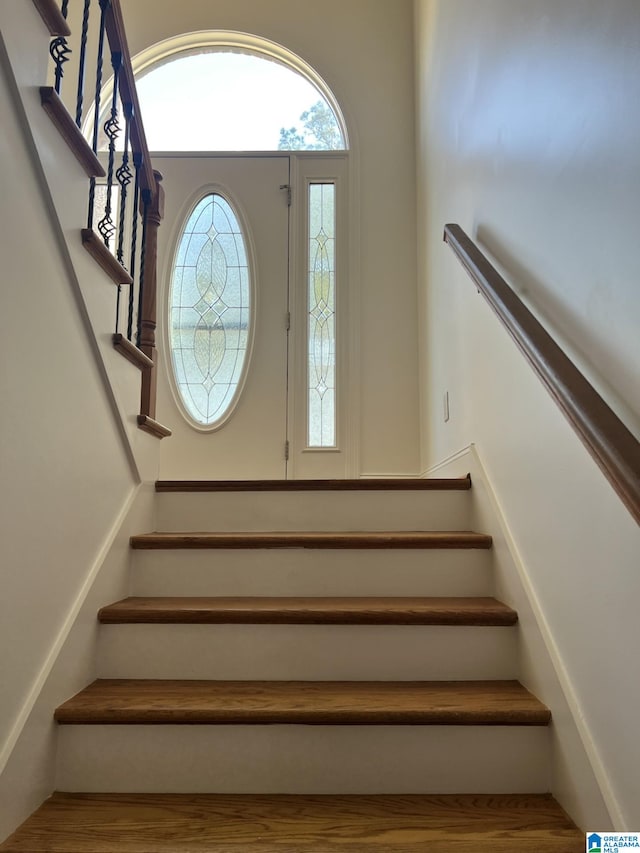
[[50, 36, 71, 94], [97, 211, 116, 245], [115, 158, 132, 192]]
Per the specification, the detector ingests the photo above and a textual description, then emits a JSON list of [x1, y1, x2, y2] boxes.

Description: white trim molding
[[426, 443, 619, 829]]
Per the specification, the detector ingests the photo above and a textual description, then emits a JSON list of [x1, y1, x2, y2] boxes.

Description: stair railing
[[444, 224, 640, 526], [33, 0, 170, 438]]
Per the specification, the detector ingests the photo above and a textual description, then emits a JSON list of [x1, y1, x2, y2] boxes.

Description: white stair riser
[[97, 625, 517, 680], [154, 491, 472, 532], [132, 549, 494, 597], [56, 725, 549, 793]]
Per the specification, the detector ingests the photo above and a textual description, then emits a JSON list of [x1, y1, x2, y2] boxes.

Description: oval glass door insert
[[169, 192, 252, 428]]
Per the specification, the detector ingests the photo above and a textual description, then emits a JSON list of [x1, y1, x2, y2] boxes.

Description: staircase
[[2, 478, 584, 850]]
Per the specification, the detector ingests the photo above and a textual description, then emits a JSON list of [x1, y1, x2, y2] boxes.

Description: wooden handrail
[[103, 0, 155, 197], [444, 224, 640, 527], [31, 0, 71, 36], [102, 1, 169, 435], [35, 0, 170, 437], [139, 169, 165, 422]]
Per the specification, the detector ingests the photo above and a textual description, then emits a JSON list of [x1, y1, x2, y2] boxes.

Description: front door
[[156, 153, 350, 480], [158, 154, 290, 479]]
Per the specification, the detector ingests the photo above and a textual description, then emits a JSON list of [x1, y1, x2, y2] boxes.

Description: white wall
[[415, 0, 640, 828], [0, 4, 160, 839], [120, 0, 421, 477]]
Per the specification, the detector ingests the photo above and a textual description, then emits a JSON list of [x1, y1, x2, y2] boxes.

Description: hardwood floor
[[0, 793, 584, 852]]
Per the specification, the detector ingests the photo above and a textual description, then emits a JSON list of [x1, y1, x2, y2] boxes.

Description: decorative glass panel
[[308, 183, 336, 447], [170, 193, 250, 427]]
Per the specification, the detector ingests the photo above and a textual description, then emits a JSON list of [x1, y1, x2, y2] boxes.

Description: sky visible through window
[[135, 51, 343, 151]]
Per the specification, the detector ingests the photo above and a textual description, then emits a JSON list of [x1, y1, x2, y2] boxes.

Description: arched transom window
[[123, 32, 348, 152]]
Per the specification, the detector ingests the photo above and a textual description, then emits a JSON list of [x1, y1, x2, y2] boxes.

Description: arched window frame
[[86, 30, 350, 152]]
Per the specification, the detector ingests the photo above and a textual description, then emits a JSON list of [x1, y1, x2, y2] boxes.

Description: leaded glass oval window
[[169, 192, 252, 428]]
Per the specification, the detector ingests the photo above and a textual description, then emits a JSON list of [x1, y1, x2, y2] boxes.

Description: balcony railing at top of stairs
[[33, 0, 171, 439]]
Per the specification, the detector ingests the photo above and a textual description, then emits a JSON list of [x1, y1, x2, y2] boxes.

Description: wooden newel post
[[139, 169, 164, 419]]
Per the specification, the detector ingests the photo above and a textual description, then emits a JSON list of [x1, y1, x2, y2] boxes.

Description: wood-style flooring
[[0, 793, 584, 852]]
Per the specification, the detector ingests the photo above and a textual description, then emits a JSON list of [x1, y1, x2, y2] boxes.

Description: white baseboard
[[470, 445, 621, 829], [0, 483, 157, 844], [423, 444, 474, 478], [0, 484, 138, 779], [424, 444, 618, 829]]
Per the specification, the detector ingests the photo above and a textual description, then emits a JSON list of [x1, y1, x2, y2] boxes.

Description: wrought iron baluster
[[113, 102, 133, 335], [136, 188, 151, 348], [50, 0, 71, 94], [74, 0, 92, 127], [87, 0, 110, 230], [97, 50, 122, 247], [127, 152, 142, 341], [115, 288, 122, 335], [116, 103, 133, 265]]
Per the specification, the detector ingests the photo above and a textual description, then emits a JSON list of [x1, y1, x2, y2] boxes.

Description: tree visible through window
[[100, 50, 347, 152], [278, 101, 342, 151]]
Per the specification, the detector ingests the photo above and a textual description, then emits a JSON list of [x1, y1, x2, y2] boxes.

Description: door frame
[[154, 150, 360, 479]]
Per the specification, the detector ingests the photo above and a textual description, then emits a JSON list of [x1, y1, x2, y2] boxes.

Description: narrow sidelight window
[[169, 192, 251, 428], [307, 182, 336, 447]]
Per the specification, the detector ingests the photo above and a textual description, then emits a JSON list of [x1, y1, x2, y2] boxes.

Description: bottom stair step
[[54, 679, 551, 725], [54, 683, 552, 792], [0, 793, 583, 852]]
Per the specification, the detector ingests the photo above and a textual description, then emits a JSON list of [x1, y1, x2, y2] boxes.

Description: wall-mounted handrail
[[444, 223, 640, 527]]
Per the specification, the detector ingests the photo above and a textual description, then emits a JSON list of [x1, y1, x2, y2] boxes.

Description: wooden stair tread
[[40, 87, 105, 177], [0, 793, 583, 852], [81, 228, 133, 284], [155, 476, 472, 491], [129, 531, 493, 549], [98, 596, 517, 625], [54, 680, 550, 725]]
